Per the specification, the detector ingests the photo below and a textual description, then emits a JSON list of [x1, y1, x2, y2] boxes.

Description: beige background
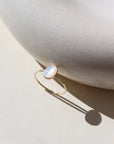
[[0, 18, 114, 144]]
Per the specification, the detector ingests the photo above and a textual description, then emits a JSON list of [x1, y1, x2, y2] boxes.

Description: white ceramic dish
[[0, 0, 114, 89]]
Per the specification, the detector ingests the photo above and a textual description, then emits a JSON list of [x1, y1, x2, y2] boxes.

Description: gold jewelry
[[34, 65, 67, 95]]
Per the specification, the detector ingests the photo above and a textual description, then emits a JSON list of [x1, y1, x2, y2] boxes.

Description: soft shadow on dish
[[36, 60, 114, 125]]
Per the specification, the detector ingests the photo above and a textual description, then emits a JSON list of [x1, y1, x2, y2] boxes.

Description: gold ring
[[34, 66, 67, 95]]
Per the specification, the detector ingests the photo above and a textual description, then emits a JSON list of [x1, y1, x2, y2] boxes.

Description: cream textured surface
[[0, 19, 114, 144]]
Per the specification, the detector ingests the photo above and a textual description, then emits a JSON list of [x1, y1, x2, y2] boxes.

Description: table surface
[[0, 18, 114, 144]]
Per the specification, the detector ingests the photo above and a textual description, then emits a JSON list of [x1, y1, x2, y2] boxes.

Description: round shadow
[[85, 110, 102, 126]]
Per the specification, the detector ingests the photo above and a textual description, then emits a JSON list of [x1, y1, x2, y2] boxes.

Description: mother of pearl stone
[[44, 65, 58, 79], [0, 0, 114, 89]]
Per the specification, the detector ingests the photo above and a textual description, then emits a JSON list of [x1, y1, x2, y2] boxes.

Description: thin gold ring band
[[34, 70, 67, 95]]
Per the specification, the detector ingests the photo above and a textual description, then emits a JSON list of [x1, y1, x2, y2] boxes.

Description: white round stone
[[44, 65, 58, 79]]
